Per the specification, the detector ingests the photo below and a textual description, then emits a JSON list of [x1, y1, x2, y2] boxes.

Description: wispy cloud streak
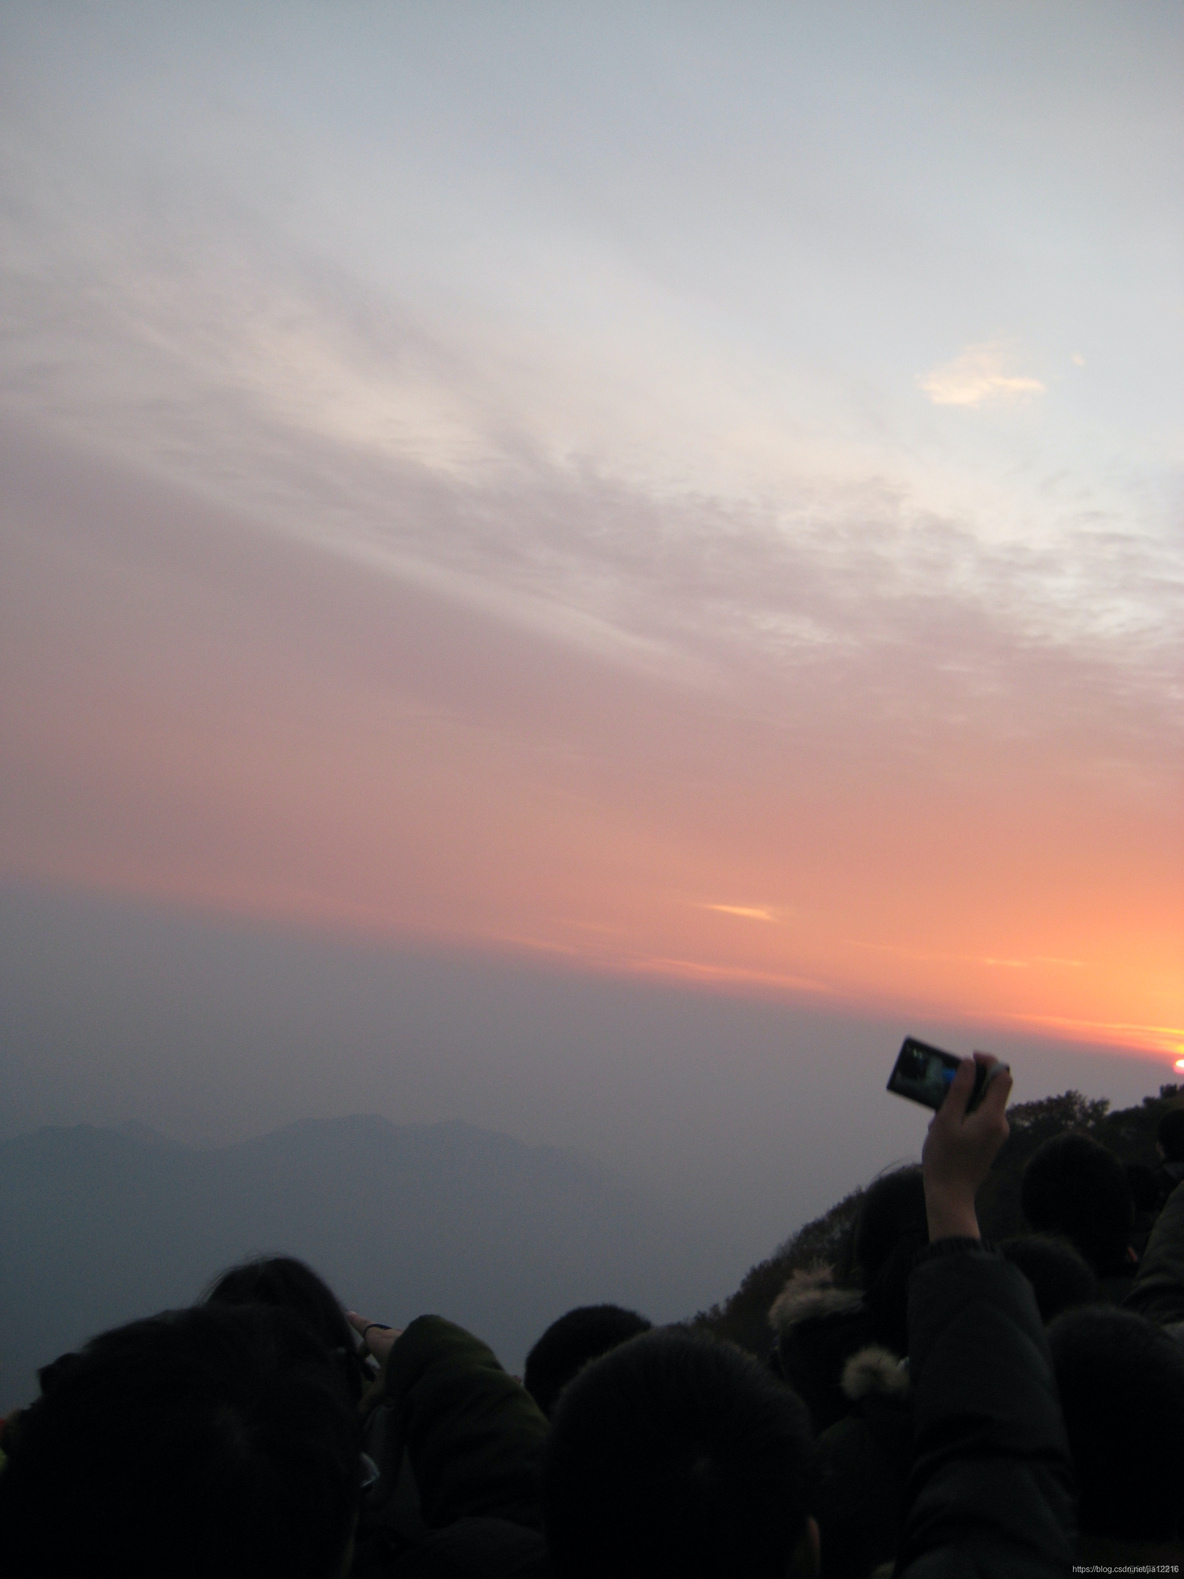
[[919, 340, 1046, 407]]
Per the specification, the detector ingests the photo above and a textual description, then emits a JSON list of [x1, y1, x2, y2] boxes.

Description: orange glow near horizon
[[2, 427, 1181, 1073], [8, 851, 1181, 1068]]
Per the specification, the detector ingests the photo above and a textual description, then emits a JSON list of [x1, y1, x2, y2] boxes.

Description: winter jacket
[[768, 1267, 875, 1434], [815, 1345, 911, 1579], [1152, 1159, 1184, 1211], [356, 1316, 551, 1579], [894, 1241, 1076, 1578], [389, 1519, 552, 1579], [1125, 1179, 1184, 1329]]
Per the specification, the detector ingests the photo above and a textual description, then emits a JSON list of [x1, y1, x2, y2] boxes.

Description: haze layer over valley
[[0, 1112, 689, 1410]]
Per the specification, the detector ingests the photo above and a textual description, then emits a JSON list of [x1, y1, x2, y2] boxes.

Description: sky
[[1, 0, 1182, 1221]]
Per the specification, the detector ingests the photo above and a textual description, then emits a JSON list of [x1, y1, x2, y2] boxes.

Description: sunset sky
[[2, 0, 1182, 1148]]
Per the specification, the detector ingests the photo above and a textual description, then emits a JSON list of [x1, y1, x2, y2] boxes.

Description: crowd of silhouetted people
[[2, 1061, 1182, 1576]]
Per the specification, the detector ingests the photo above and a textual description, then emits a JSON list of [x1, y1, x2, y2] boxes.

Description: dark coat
[[815, 1345, 911, 1579], [1152, 1160, 1184, 1212], [768, 1267, 876, 1435], [894, 1242, 1076, 1578], [1125, 1179, 1184, 1329], [356, 1315, 551, 1579]]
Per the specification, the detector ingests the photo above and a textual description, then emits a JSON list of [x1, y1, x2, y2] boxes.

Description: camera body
[[887, 1036, 990, 1113]]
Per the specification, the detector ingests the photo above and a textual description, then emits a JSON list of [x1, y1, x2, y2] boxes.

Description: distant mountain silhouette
[[112, 1119, 186, 1148], [12, 1085, 1177, 1413], [0, 1115, 697, 1411]]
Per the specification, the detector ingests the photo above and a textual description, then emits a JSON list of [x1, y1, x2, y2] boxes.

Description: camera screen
[[888, 1039, 959, 1108]]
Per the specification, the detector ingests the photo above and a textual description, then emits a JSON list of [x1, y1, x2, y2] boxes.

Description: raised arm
[[897, 1055, 1077, 1577]]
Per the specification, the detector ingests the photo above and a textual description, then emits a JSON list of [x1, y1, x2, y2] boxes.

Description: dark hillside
[[698, 1083, 1183, 1354]]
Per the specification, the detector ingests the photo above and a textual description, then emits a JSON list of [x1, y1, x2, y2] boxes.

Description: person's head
[[0, 1303, 361, 1579], [543, 1326, 817, 1579], [1048, 1306, 1184, 1544], [1158, 1107, 1184, 1164], [1020, 1133, 1134, 1273], [206, 1255, 368, 1402], [525, 1303, 652, 1417], [852, 1165, 928, 1354], [999, 1235, 1098, 1324]]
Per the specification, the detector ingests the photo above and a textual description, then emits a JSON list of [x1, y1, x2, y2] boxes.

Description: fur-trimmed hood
[[841, 1345, 908, 1402], [768, 1266, 864, 1336]]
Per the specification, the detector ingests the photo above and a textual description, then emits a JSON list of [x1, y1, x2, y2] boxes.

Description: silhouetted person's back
[[1154, 1107, 1184, 1208], [1049, 1305, 1184, 1559], [852, 1164, 929, 1355], [0, 1303, 361, 1579]]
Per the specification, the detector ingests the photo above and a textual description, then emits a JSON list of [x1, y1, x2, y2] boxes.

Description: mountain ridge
[[0, 1112, 691, 1412]]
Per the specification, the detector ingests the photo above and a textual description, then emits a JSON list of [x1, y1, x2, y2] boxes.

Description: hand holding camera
[[921, 1052, 1012, 1242]]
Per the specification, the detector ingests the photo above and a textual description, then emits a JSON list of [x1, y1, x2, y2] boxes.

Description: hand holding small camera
[[922, 1052, 1012, 1242], [347, 1310, 403, 1413]]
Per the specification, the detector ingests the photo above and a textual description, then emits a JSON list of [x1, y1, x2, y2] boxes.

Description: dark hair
[[999, 1235, 1098, 1324], [1159, 1107, 1184, 1163], [1020, 1133, 1134, 1273], [1048, 1306, 1184, 1542], [543, 1326, 814, 1579], [206, 1255, 369, 1402], [525, 1304, 652, 1417], [852, 1165, 928, 1354], [0, 1303, 361, 1578]]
